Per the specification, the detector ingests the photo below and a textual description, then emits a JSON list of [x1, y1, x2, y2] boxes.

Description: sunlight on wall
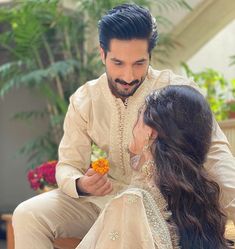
[[187, 19, 235, 80]]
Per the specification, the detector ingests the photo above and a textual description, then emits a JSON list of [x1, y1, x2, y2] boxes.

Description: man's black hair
[[98, 3, 158, 55]]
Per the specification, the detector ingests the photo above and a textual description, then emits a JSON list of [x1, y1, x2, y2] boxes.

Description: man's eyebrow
[[110, 58, 147, 63], [135, 58, 147, 63], [110, 57, 123, 62]]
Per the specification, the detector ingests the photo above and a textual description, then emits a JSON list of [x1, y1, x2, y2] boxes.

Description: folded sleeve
[[56, 86, 92, 198], [206, 118, 235, 223]]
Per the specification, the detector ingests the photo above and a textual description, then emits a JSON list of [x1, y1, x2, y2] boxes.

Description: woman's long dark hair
[[144, 85, 229, 249]]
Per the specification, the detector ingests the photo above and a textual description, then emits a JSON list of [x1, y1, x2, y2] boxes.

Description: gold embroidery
[[141, 160, 155, 178], [109, 231, 120, 241], [142, 190, 174, 249], [99, 68, 167, 184], [126, 195, 138, 204], [115, 98, 126, 175]]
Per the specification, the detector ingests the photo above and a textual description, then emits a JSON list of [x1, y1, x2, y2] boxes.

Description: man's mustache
[[115, 78, 140, 86]]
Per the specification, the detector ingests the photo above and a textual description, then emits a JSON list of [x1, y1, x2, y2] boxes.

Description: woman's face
[[129, 108, 152, 155]]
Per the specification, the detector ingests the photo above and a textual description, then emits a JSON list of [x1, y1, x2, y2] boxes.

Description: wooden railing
[[1, 213, 234, 249], [219, 119, 235, 156]]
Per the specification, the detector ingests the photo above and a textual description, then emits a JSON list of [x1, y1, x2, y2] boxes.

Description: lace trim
[[130, 159, 180, 249], [142, 190, 173, 249], [144, 189, 180, 249], [120, 188, 180, 249]]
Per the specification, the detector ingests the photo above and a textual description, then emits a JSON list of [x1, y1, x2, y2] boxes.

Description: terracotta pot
[[228, 111, 235, 119]]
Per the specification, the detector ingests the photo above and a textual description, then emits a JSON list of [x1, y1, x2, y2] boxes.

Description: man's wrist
[[75, 178, 90, 196]]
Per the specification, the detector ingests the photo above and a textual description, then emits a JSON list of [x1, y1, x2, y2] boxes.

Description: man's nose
[[122, 67, 135, 84]]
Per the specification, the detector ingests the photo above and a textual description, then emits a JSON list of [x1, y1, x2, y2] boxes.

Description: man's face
[[100, 39, 150, 99]]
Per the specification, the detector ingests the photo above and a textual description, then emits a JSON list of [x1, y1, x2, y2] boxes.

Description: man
[[13, 4, 235, 249]]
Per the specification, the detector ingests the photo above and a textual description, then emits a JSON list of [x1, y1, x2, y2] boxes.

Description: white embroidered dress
[[56, 67, 235, 221], [76, 157, 179, 249]]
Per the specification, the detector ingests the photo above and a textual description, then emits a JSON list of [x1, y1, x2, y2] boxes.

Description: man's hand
[[77, 168, 113, 196]]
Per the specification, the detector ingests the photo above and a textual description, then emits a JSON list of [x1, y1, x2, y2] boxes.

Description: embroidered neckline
[[99, 67, 159, 177], [123, 98, 128, 107]]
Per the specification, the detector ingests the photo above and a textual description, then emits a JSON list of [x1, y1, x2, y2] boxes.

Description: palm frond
[[50, 113, 66, 126], [39, 84, 68, 114], [230, 55, 235, 66], [155, 15, 172, 28], [154, 33, 181, 65], [0, 1, 58, 60], [0, 60, 25, 82], [0, 59, 80, 97], [0, 70, 47, 97], [18, 132, 58, 169], [153, 0, 192, 12], [47, 59, 80, 79], [11, 109, 48, 121], [1, 0, 194, 168]]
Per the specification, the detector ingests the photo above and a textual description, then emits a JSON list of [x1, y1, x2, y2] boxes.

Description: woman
[[77, 85, 230, 249]]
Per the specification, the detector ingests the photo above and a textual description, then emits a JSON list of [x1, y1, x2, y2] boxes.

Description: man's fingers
[[85, 168, 108, 181], [92, 175, 108, 188], [85, 168, 96, 176], [78, 170, 111, 196], [95, 181, 113, 196], [101, 182, 113, 195]]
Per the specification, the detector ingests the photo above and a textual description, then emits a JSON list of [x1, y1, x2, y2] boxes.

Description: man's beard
[[107, 73, 147, 98]]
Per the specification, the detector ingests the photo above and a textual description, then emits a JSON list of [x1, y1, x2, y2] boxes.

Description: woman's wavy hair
[[144, 85, 229, 249]]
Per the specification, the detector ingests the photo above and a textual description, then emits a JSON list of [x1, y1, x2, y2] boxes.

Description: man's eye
[[136, 62, 144, 66], [114, 61, 122, 65]]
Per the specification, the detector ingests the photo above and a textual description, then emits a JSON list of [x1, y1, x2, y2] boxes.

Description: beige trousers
[[12, 189, 101, 249]]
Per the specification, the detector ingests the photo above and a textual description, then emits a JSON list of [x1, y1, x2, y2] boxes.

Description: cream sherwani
[[56, 67, 235, 220], [13, 67, 235, 249]]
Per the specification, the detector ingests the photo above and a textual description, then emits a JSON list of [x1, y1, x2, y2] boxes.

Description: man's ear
[[99, 47, 105, 65]]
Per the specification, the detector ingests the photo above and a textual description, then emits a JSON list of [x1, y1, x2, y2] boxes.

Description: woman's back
[[77, 85, 231, 249], [144, 85, 230, 249]]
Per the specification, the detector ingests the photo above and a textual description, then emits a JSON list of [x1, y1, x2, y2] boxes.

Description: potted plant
[[182, 63, 235, 156], [27, 160, 58, 192], [182, 63, 235, 121], [0, 0, 190, 170], [27, 144, 109, 193]]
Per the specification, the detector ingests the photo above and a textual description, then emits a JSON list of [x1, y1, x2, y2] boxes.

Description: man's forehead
[[107, 39, 149, 61], [109, 39, 148, 51]]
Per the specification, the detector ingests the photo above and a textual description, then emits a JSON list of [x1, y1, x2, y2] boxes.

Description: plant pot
[[36, 185, 57, 194], [228, 111, 235, 119]]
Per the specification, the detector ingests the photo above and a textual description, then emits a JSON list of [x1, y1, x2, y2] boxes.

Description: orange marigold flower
[[91, 158, 109, 175]]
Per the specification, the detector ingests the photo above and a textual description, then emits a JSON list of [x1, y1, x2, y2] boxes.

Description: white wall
[[186, 19, 235, 80], [157, 0, 203, 33], [0, 87, 49, 212]]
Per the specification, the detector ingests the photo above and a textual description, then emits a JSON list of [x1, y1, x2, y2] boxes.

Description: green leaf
[[17, 132, 58, 169], [230, 55, 235, 66], [1, 0, 195, 167], [181, 63, 232, 121], [11, 109, 47, 122], [0, 59, 80, 97]]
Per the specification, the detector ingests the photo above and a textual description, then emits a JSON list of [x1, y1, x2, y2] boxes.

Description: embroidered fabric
[[100, 68, 157, 177], [76, 156, 180, 249]]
